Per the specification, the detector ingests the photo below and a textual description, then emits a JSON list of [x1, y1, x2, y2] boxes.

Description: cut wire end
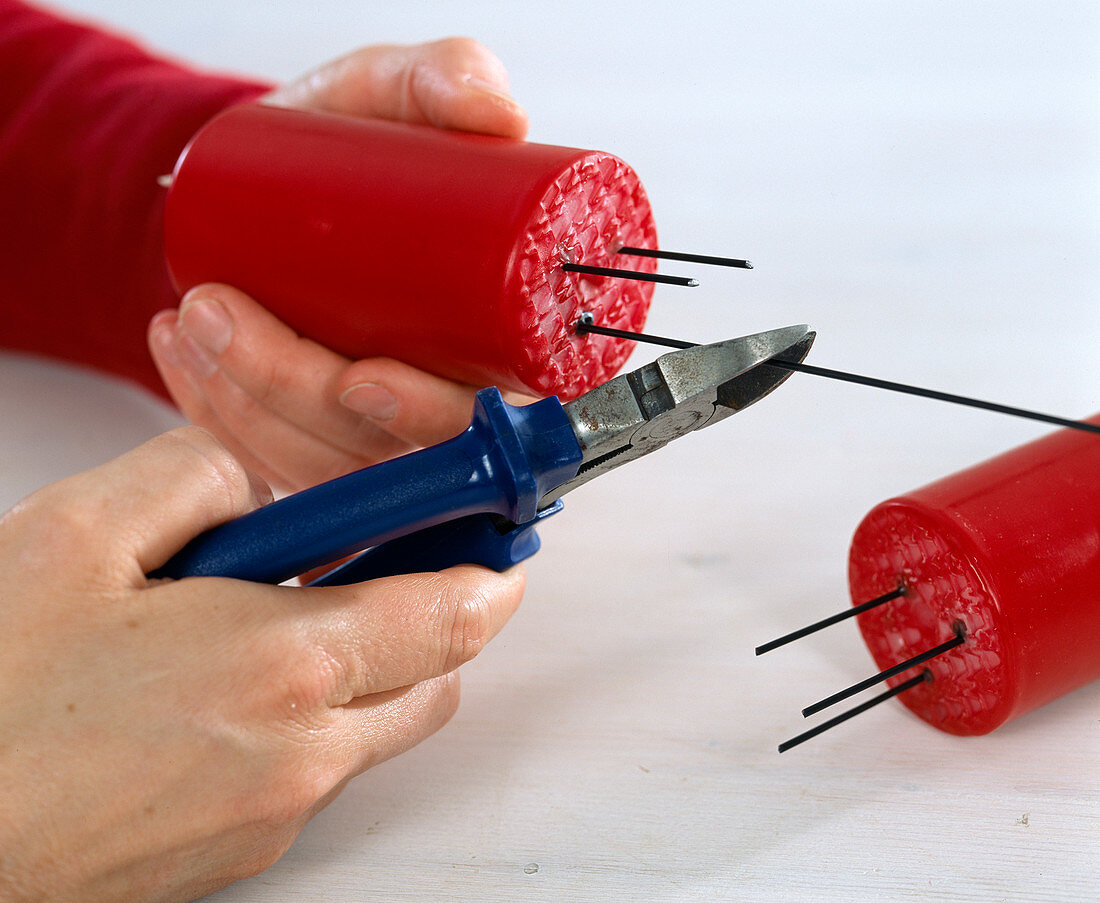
[[755, 585, 906, 655], [778, 670, 931, 753]]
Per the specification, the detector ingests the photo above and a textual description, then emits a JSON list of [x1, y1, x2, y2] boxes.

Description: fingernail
[[464, 74, 515, 103], [246, 469, 275, 507], [149, 315, 181, 370], [179, 296, 233, 357], [340, 383, 398, 422], [177, 333, 217, 379]]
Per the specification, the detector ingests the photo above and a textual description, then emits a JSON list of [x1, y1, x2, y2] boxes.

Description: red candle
[[163, 104, 656, 399], [848, 416, 1100, 735]]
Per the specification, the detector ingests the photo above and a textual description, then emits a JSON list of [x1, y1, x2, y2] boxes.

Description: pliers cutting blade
[[154, 324, 815, 585]]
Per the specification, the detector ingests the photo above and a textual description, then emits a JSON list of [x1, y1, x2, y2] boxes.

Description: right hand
[[0, 427, 524, 902], [149, 284, 536, 493]]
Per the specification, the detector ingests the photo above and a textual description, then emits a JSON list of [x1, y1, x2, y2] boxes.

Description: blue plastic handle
[[305, 501, 565, 586], [153, 389, 582, 584]]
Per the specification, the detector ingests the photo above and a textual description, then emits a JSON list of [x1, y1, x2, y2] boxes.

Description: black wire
[[755, 586, 905, 655], [778, 671, 930, 753], [801, 631, 965, 718], [617, 247, 753, 269], [562, 263, 698, 288], [574, 321, 1100, 437]]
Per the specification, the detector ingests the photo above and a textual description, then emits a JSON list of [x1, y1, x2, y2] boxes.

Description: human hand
[[262, 37, 528, 139], [0, 428, 524, 902], [149, 39, 530, 491], [149, 282, 531, 490]]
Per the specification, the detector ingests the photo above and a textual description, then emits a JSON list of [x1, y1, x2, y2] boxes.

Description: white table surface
[[4, 2, 1099, 900]]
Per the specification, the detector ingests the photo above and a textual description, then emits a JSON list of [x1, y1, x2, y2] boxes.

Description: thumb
[[264, 38, 529, 139]]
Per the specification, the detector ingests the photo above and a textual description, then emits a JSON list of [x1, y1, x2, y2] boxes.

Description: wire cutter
[[154, 324, 815, 585]]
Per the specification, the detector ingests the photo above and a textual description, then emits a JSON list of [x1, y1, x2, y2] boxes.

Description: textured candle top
[[509, 152, 656, 399], [849, 502, 1009, 736], [848, 415, 1100, 737]]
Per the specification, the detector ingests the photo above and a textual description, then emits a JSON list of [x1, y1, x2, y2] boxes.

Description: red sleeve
[[0, 0, 270, 396]]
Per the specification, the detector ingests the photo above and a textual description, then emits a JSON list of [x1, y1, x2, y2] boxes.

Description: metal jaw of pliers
[[549, 324, 815, 504], [154, 325, 815, 586]]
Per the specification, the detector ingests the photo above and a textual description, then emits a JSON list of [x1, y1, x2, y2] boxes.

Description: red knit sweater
[[0, 1, 268, 395]]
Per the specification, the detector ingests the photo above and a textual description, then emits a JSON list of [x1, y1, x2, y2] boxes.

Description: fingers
[[400, 38, 529, 138], [149, 285, 413, 489], [327, 673, 461, 779], [149, 285, 499, 490], [259, 676, 458, 837], [263, 38, 529, 139], [296, 564, 522, 777], [20, 427, 270, 579], [193, 565, 523, 714], [303, 565, 526, 704], [128, 563, 518, 818], [168, 565, 517, 785], [151, 313, 309, 488], [338, 357, 482, 448], [156, 573, 466, 782]]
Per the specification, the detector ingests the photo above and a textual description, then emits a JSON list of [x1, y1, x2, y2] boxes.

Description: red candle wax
[[163, 103, 657, 399], [848, 416, 1100, 735]]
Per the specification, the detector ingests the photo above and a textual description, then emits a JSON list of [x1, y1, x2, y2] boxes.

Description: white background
[[2, 2, 1099, 900]]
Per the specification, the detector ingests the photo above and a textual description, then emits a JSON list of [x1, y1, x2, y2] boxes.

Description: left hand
[[148, 39, 530, 491]]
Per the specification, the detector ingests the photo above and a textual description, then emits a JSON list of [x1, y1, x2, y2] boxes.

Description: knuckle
[[279, 636, 374, 712], [245, 732, 341, 827], [8, 485, 97, 546], [433, 35, 482, 56], [261, 768, 333, 826], [246, 351, 286, 408], [301, 645, 358, 708], [2, 478, 116, 571], [434, 36, 505, 77], [406, 59, 433, 107], [164, 426, 255, 512], [433, 671, 462, 725], [223, 829, 299, 884], [261, 638, 345, 713], [433, 577, 495, 673]]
